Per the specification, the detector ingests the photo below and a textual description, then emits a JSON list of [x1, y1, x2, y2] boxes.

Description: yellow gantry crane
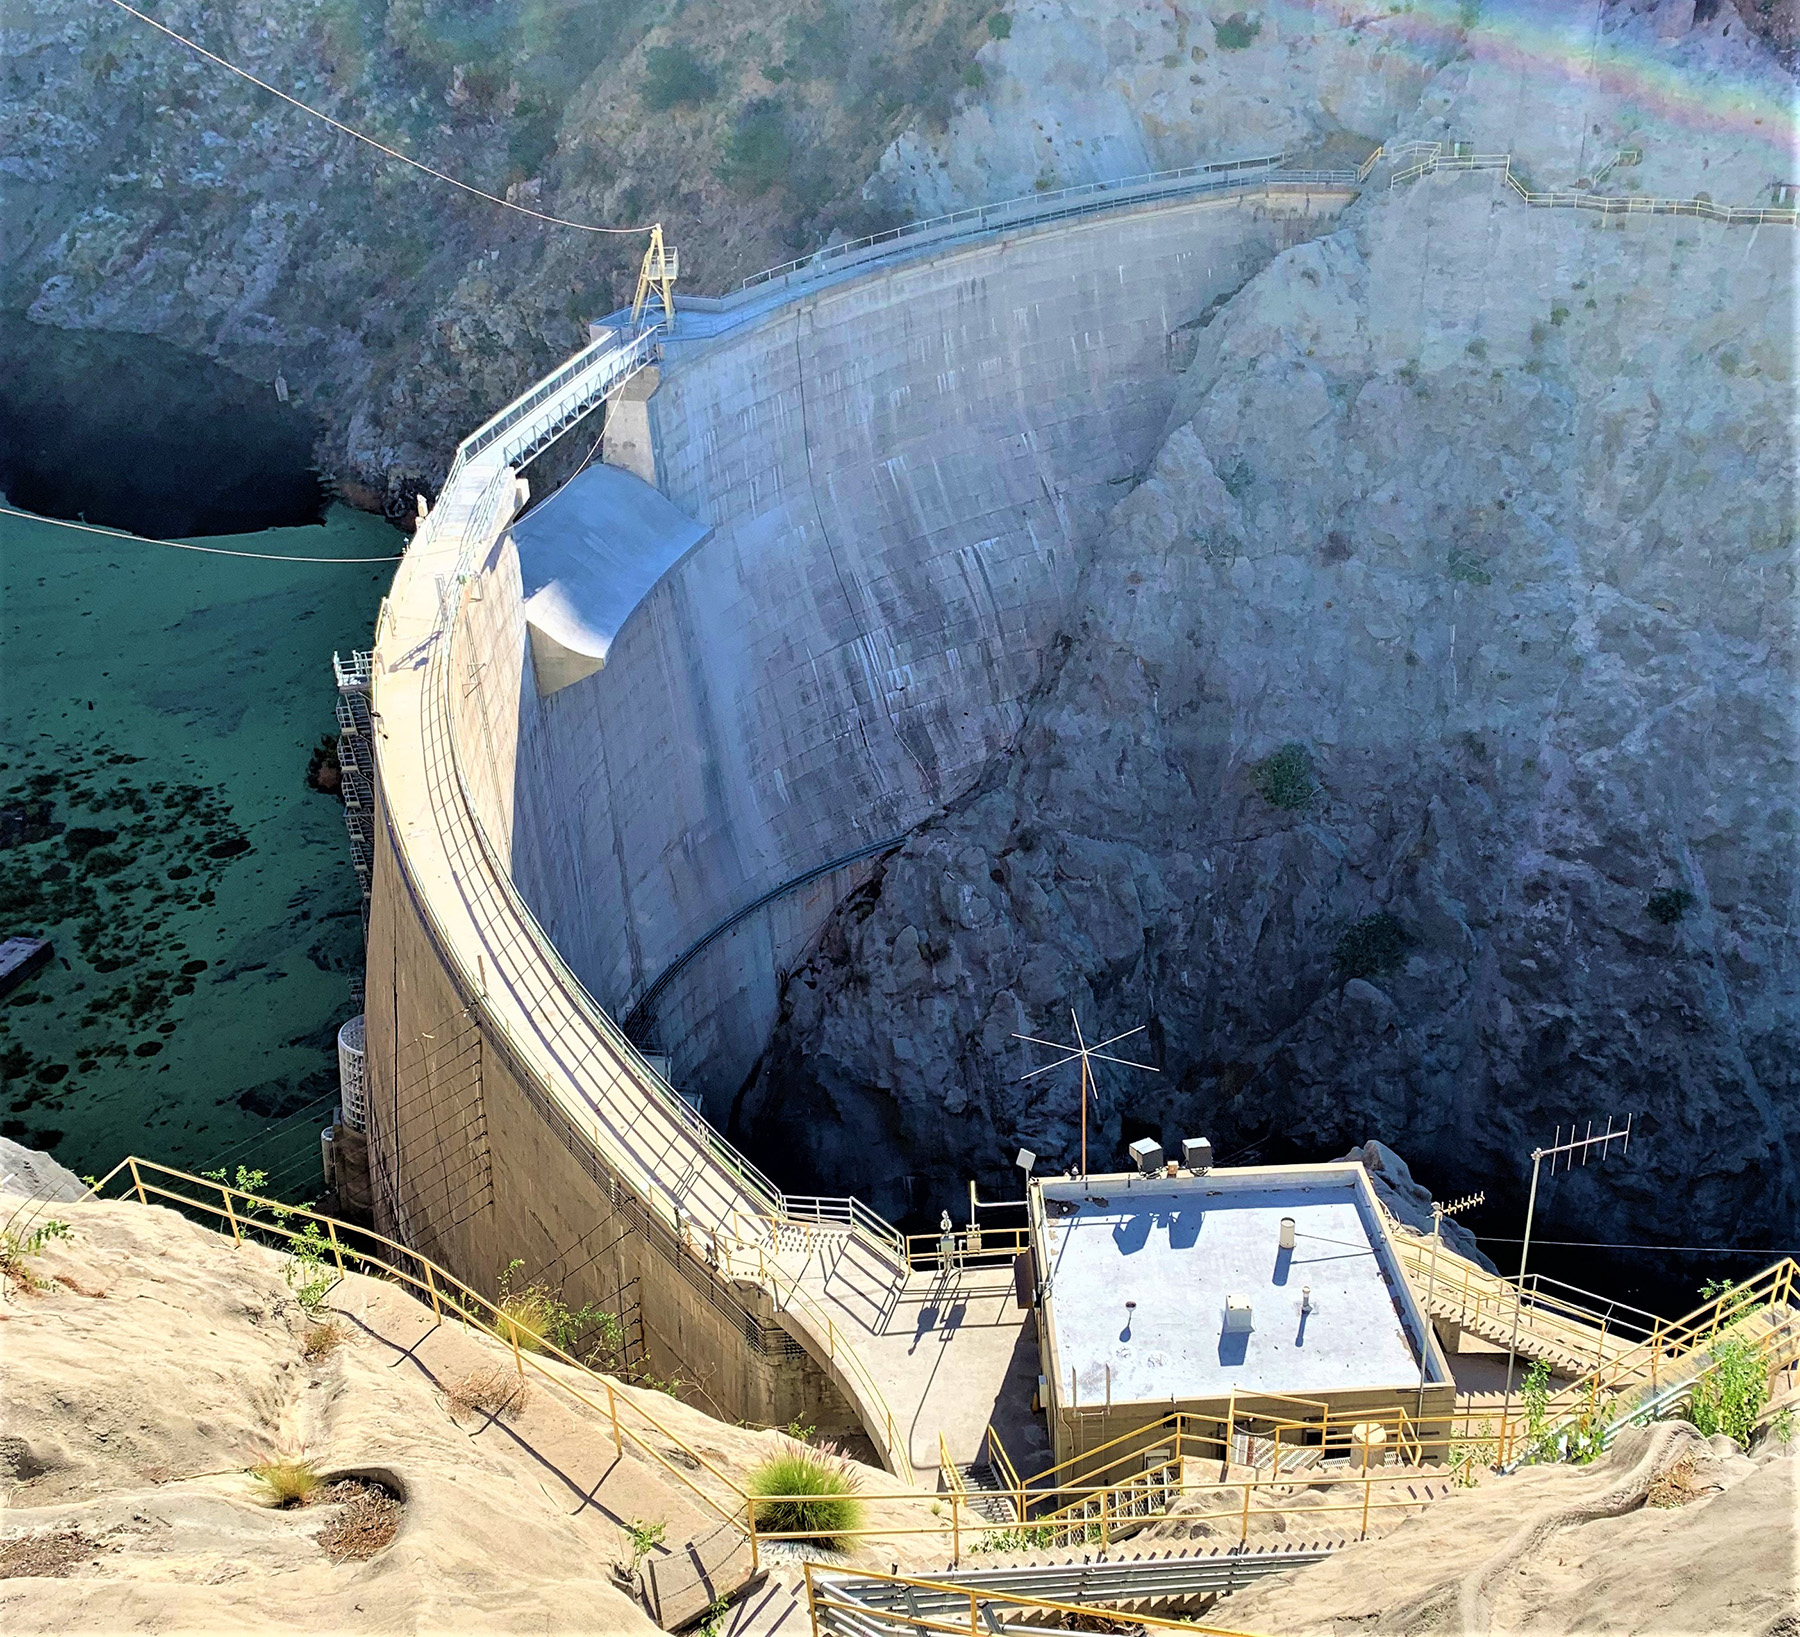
[[631, 224, 679, 328]]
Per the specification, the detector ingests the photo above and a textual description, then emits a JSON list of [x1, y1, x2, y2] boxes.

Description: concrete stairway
[[954, 1463, 1019, 1525]]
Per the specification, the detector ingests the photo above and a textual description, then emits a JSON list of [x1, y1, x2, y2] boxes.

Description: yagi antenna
[[1014, 1011, 1158, 1181]]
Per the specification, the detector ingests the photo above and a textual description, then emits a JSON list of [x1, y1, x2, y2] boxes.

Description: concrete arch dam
[[364, 174, 1355, 1468]]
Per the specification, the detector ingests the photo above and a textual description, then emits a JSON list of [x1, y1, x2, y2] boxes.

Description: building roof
[[1035, 1163, 1436, 1407]]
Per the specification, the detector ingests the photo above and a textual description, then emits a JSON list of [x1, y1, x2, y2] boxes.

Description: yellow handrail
[[86, 1156, 752, 1528], [1388, 140, 1797, 227]]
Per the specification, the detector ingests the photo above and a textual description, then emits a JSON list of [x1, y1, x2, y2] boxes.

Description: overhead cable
[[1473, 1235, 1793, 1255], [97, 0, 653, 235], [2, 506, 403, 562]]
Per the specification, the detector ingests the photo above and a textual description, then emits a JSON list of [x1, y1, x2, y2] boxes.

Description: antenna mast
[[1014, 1011, 1158, 1181]]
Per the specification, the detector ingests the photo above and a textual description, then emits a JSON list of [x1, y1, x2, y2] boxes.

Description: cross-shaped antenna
[[1014, 1011, 1158, 1181]]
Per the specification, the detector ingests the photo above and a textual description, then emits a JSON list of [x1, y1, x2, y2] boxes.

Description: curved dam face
[[360, 179, 1357, 1454], [502, 190, 1351, 1122]]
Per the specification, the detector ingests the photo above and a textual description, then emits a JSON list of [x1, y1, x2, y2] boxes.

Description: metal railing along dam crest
[[360, 139, 1796, 1465]]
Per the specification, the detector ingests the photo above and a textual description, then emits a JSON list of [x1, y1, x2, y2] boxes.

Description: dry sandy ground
[[0, 1182, 933, 1635], [1219, 1421, 1798, 1637]]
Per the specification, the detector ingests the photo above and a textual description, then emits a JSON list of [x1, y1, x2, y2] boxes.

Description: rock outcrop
[[741, 3, 1799, 1252]]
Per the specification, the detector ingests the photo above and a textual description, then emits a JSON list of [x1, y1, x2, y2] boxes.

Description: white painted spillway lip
[[511, 464, 710, 693]]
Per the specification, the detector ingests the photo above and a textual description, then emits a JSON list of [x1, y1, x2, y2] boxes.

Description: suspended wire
[[1, 506, 403, 563], [1473, 1236, 1794, 1256], [98, 0, 653, 236], [199, 1087, 345, 1176]]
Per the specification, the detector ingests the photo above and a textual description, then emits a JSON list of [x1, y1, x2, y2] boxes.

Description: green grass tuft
[[1252, 743, 1317, 811], [252, 1459, 321, 1508], [747, 1452, 864, 1548]]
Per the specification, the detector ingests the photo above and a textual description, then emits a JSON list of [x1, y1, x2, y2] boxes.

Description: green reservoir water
[[1, 504, 398, 1198]]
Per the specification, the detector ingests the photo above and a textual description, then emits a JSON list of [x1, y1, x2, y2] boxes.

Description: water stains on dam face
[[497, 193, 1350, 1177]]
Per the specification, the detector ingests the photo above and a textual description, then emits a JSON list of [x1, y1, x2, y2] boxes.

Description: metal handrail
[[1388, 140, 1797, 226], [804, 1563, 1271, 1637], [740, 151, 1291, 290], [85, 1156, 752, 1526]]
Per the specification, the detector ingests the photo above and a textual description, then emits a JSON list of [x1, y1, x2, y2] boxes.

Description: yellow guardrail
[[1386, 139, 1797, 226], [904, 1223, 1030, 1273], [70, 1160, 1796, 1567], [88, 1156, 752, 1529]]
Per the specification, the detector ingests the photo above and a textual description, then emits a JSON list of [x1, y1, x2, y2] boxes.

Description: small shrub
[[284, 1222, 335, 1314], [445, 1365, 529, 1420], [1517, 1358, 1555, 1461], [1252, 743, 1316, 810], [1214, 12, 1261, 49], [202, 1165, 269, 1195], [253, 1459, 321, 1508], [1333, 913, 1410, 980], [495, 1260, 555, 1353], [492, 1259, 623, 1366], [962, 62, 985, 89], [717, 99, 792, 196], [1771, 1407, 1794, 1447], [1450, 1419, 1495, 1484], [987, 12, 1011, 38], [301, 1320, 346, 1361], [1647, 887, 1693, 925], [1687, 1333, 1768, 1445], [642, 45, 717, 110], [782, 7, 851, 79], [623, 1517, 667, 1572], [972, 1521, 1055, 1552], [747, 1451, 864, 1548], [0, 1218, 71, 1291]]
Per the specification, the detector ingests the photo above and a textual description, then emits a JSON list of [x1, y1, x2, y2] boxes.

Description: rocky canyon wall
[[739, 4, 1799, 1252]]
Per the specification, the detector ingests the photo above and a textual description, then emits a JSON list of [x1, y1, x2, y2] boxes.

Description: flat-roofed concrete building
[[1028, 1160, 1454, 1471]]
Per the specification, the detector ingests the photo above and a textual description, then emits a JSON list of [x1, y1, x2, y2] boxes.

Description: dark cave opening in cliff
[[0, 316, 328, 538]]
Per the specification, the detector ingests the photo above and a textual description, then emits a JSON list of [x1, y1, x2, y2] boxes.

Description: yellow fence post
[[606, 1380, 622, 1456], [326, 1219, 346, 1279], [951, 1488, 961, 1565], [1239, 1481, 1250, 1544], [128, 1157, 147, 1205], [425, 1260, 442, 1320], [967, 1591, 979, 1637], [1361, 1476, 1372, 1539], [220, 1184, 242, 1246], [748, 1499, 760, 1573]]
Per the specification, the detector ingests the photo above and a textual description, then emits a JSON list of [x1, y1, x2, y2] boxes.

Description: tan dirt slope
[[1217, 1421, 1799, 1637], [0, 1173, 926, 1635]]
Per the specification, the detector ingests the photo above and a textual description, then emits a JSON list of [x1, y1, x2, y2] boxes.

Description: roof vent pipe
[[1279, 1216, 1297, 1251]]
